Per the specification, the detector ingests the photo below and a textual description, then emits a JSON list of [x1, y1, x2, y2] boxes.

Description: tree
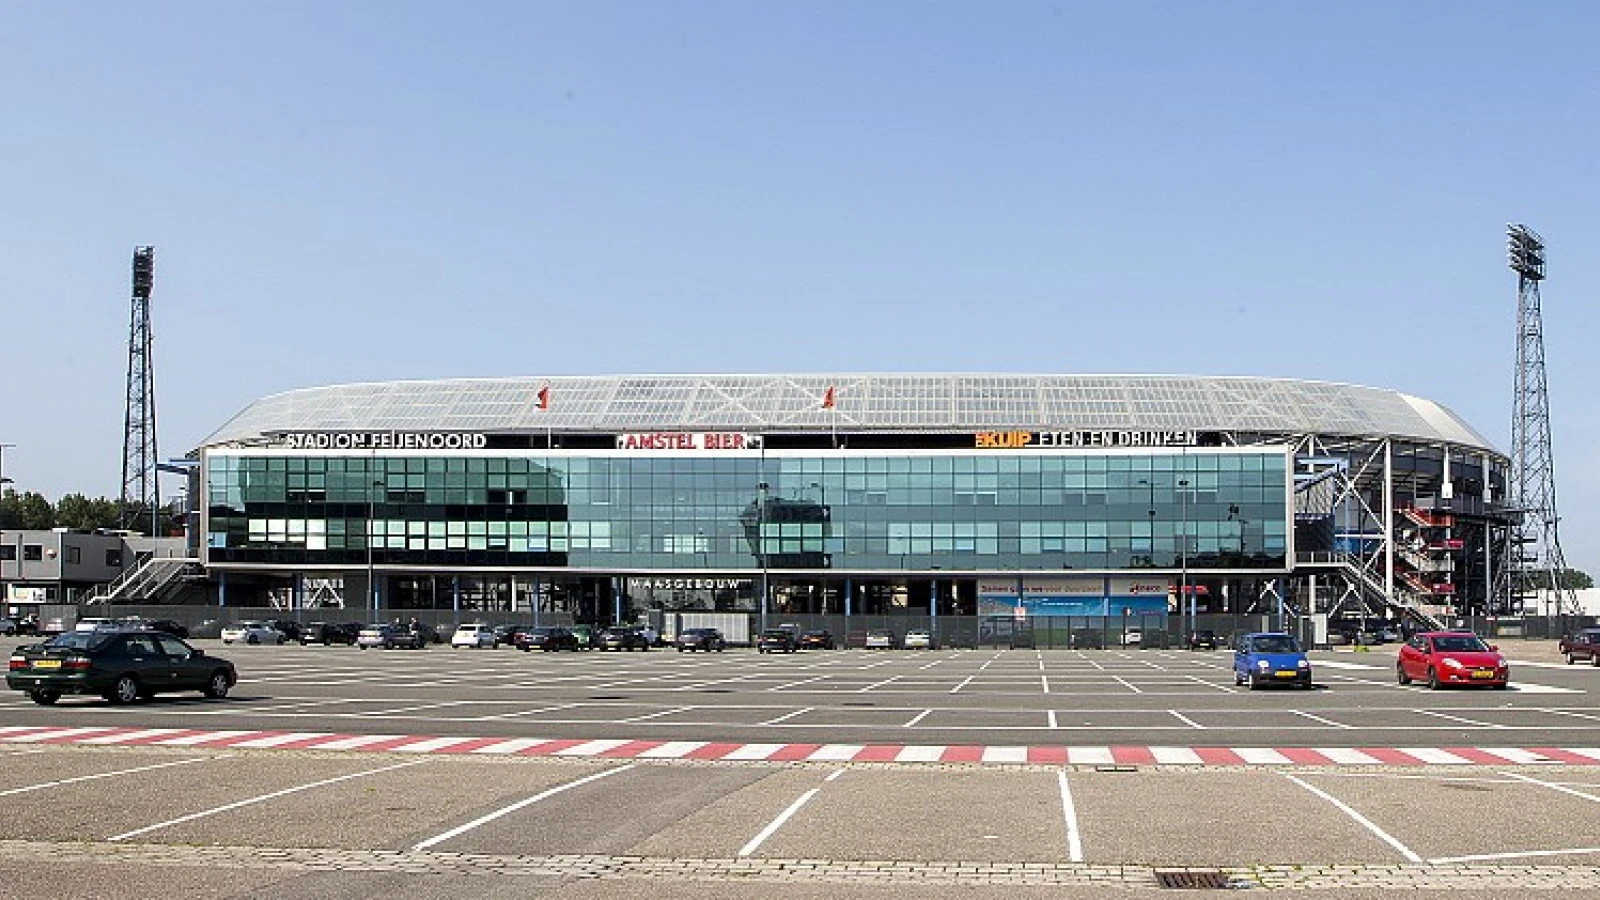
[[55, 494, 123, 532], [0, 490, 54, 530]]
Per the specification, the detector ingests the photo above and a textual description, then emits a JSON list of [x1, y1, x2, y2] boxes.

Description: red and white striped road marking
[[1, 725, 1598, 766]]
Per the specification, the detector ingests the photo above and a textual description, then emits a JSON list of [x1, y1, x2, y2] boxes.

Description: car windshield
[[1250, 635, 1299, 653], [1432, 635, 1489, 652], [44, 631, 113, 651]]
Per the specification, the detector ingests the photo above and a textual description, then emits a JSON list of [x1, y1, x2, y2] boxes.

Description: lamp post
[[757, 481, 770, 635], [368, 476, 384, 612], [1179, 477, 1191, 638]]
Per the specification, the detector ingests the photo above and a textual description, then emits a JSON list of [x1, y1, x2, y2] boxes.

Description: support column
[[219, 572, 227, 608], [452, 575, 460, 618], [1383, 439, 1394, 607]]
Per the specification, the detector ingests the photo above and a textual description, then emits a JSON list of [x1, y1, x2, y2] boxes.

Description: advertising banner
[[977, 577, 1168, 618]]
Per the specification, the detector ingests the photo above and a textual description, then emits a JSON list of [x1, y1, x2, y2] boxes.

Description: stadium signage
[[974, 430, 1198, 449], [278, 432, 489, 450], [616, 432, 762, 451], [629, 577, 753, 591]]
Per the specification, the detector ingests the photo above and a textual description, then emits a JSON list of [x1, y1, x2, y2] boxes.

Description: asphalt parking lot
[[0, 640, 1595, 895], [2, 639, 1594, 747]]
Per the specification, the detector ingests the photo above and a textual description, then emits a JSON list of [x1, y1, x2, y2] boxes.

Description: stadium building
[[174, 374, 1516, 632]]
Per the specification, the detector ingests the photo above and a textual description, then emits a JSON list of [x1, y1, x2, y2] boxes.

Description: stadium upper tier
[[198, 374, 1497, 454]]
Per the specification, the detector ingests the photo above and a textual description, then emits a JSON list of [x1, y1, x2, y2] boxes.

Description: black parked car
[[300, 622, 361, 646], [517, 626, 582, 652], [494, 624, 532, 647], [264, 620, 304, 643], [798, 630, 835, 650], [676, 628, 727, 652], [1187, 629, 1221, 650], [757, 629, 799, 654], [596, 627, 651, 651], [5, 627, 237, 705]]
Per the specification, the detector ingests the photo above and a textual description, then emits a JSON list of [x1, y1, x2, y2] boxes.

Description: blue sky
[[4, 3, 1599, 573]]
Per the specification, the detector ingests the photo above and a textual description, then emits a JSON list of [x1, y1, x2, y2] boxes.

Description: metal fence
[[36, 604, 1600, 648]]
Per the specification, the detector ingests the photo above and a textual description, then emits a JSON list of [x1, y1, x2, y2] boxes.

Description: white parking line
[[413, 764, 636, 851], [1113, 676, 1143, 694], [1168, 710, 1205, 730], [759, 707, 812, 726], [1500, 770, 1600, 803], [0, 756, 214, 798], [1057, 770, 1083, 862], [1290, 710, 1353, 729], [950, 676, 976, 694], [1417, 710, 1504, 729], [1281, 772, 1421, 862], [739, 787, 821, 857], [620, 706, 693, 723], [111, 758, 430, 841], [903, 709, 932, 728], [1430, 846, 1600, 864]]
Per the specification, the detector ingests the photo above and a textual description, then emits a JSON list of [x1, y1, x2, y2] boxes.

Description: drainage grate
[[588, 695, 627, 701], [1154, 870, 1234, 890], [842, 702, 876, 707]]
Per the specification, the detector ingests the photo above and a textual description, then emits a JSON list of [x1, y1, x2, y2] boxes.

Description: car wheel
[[1492, 682, 1509, 690], [28, 690, 60, 705], [1246, 675, 1258, 691], [384, 641, 394, 650], [1568, 653, 1578, 665], [203, 671, 231, 699], [223, 640, 233, 645], [1233, 669, 1244, 686], [247, 634, 259, 645], [1426, 667, 1440, 690], [108, 675, 141, 705], [1591, 655, 1600, 668], [1, 626, 13, 636]]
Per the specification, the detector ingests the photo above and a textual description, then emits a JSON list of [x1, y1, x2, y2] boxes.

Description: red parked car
[[1396, 631, 1509, 690]]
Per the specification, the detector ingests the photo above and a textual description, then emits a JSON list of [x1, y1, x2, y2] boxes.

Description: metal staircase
[[85, 556, 202, 605]]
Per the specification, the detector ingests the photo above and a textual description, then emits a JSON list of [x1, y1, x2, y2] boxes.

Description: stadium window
[[23, 545, 43, 561]]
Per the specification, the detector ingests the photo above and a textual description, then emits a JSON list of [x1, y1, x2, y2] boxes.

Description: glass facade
[[205, 447, 1290, 573]]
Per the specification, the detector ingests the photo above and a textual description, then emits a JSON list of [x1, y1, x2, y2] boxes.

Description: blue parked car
[[1233, 632, 1313, 690]]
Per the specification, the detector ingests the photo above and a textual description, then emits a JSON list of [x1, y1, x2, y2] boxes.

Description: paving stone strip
[[0, 840, 1595, 889]]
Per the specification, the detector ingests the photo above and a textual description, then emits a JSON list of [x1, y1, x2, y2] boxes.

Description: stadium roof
[[198, 374, 1499, 455]]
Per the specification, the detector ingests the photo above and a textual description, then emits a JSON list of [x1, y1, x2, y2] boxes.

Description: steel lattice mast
[[1507, 224, 1576, 615], [120, 246, 160, 535]]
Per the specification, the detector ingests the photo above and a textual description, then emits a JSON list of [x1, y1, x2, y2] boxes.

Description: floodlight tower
[[1507, 224, 1576, 615], [120, 246, 160, 535]]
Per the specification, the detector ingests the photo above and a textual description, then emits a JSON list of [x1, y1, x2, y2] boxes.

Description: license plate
[[1274, 670, 1298, 678], [32, 659, 61, 670], [1471, 670, 1495, 679]]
